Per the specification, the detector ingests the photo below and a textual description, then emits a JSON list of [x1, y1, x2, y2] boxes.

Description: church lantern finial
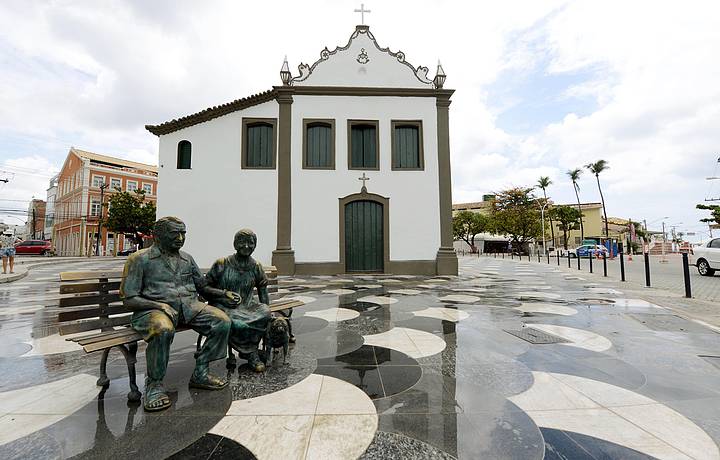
[[280, 56, 292, 85], [433, 60, 446, 89]]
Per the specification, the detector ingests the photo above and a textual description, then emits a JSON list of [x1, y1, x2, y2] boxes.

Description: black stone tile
[[167, 433, 222, 459], [359, 431, 455, 459], [374, 347, 417, 366], [209, 436, 257, 459], [377, 365, 422, 398], [374, 372, 459, 415], [291, 316, 329, 335], [293, 327, 364, 359], [315, 365, 385, 399], [540, 428, 596, 460], [317, 345, 377, 366]]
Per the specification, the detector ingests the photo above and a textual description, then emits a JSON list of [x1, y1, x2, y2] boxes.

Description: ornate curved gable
[[291, 25, 433, 88]]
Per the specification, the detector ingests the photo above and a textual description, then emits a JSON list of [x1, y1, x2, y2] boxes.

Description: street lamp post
[[541, 202, 549, 256]]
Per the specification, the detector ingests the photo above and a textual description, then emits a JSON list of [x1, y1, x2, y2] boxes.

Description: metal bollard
[[547, 252, 550, 264], [620, 251, 626, 282], [577, 253, 581, 270], [603, 253, 608, 277], [568, 252, 571, 268], [537, 251, 541, 263], [557, 250, 561, 266], [503, 252, 505, 259], [589, 254, 593, 273], [644, 252, 651, 287], [682, 252, 692, 298], [511, 252, 514, 260]]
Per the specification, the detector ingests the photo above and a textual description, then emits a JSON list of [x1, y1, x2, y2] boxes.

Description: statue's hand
[[155, 302, 178, 322], [224, 290, 242, 305]]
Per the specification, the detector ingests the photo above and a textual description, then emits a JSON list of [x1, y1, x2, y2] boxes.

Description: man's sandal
[[144, 384, 171, 412]]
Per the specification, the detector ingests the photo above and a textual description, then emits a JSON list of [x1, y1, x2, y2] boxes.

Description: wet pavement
[[0, 256, 719, 459]]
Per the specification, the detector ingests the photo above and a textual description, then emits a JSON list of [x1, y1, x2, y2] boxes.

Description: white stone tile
[[439, 294, 480, 303], [363, 327, 446, 359], [305, 414, 377, 460], [426, 278, 449, 283], [612, 298, 661, 308], [357, 295, 398, 305], [302, 284, 327, 289], [0, 414, 65, 447], [416, 284, 438, 289], [321, 288, 356, 296], [355, 284, 382, 289], [22, 332, 85, 356], [550, 373, 653, 407], [530, 324, 612, 352], [526, 408, 693, 460], [514, 303, 577, 316], [386, 289, 421, 295], [315, 376, 376, 415], [515, 292, 562, 299], [611, 404, 720, 460], [509, 372, 600, 411], [304, 307, 359, 322], [210, 415, 314, 460], [227, 374, 323, 416], [451, 287, 488, 293], [589, 287, 624, 295], [0, 373, 98, 414], [379, 279, 403, 284], [413, 307, 470, 322]]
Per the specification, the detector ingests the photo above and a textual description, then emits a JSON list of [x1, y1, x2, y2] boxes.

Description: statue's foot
[[144, 383, 171, 412], [247, 351, 266, 373], [189, 373, 228, 390]]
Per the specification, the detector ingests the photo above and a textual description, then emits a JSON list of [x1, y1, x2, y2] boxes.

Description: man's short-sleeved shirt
[[120, 245, 208, 322]]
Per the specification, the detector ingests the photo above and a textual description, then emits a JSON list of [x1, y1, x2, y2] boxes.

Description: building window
[[90, 199, 101, 217], [391, 120, 424, 170], [348, 120, 379, 170], [92, 175, 105, 188], [110, 178, 121, 190], [142, 183, 152, 195], [177, 140, 192, 169], [303, 119, 335, 169], [127, 180, 138, 192], [242, 118, 277, 169]]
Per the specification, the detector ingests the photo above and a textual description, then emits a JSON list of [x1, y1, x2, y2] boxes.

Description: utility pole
[[95, 183, 109, 256], [32, 208, 36, 239]]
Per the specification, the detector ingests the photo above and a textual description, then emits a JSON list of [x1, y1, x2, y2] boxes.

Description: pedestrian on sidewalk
[[0, 230, 17, 274]]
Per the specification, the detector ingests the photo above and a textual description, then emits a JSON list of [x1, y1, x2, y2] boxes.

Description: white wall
[[291, 95, 440, 263], [157, 101, 279, 268]]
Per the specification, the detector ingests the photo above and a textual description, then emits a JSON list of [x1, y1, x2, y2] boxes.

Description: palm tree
[[586, 160, 610, 245], [537, 176, 556, 248], [567, 168, 585, 240]]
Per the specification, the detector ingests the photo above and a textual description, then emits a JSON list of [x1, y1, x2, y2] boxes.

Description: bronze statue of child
[[204, 229, 273, 372]]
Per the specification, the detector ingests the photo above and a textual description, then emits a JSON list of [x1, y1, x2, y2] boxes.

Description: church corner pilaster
[[275, 87, 294, 273], [435, 89, 457, 274]]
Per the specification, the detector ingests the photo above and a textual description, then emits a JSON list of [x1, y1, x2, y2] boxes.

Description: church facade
[[147, 26, 457, 275]]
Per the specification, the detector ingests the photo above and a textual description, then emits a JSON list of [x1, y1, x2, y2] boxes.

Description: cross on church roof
[[358, 172, 370, 193], [354, 3, 371, 25]]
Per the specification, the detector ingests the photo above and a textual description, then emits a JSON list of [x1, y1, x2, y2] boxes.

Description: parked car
[[14, 239, 52, 255], [691, 238, 720, 276], [573, 244, 609, 258]]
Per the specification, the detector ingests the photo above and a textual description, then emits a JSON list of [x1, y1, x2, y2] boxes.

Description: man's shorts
[[0, 248, 16, 258]]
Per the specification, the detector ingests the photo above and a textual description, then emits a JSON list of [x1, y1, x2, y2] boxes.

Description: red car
[[14, 240, 52, 255]]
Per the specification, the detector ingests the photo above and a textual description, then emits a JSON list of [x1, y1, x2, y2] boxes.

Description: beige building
[[54, 148, 158, 256]]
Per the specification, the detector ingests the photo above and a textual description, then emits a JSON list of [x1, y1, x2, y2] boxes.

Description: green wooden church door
[[345, 200, 384, 272]]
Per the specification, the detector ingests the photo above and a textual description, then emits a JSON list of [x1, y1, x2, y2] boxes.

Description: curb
[[0, 257, 125, 284]]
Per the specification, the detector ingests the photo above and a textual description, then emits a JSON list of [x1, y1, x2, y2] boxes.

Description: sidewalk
[[0, 256, 123, 284], [492, 253, 720, 332]]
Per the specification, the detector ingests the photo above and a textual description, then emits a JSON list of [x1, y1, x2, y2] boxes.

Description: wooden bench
[[56, 266, 303, 402]]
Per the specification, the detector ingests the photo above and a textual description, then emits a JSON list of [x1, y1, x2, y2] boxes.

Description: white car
[[692, 238, 720, 276]]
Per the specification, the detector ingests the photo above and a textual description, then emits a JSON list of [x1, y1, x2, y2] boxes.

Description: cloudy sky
[[1, 0, 719, 240]]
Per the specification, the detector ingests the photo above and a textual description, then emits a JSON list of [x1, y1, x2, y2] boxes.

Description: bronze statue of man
[[120, 216, 231, 412]]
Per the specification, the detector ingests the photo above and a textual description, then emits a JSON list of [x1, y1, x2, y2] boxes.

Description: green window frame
[[347, 120, 379, 170], [303, 119, 335, 169], [391, 120, 424, 170], [177, 140, 192, 169], [242, 118, 277, 169]]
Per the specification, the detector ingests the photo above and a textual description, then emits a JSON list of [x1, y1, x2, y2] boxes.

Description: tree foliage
[[452, 211, 489, 253], [549, 206, 583, 249], [489, 187, 542, 253], [105, 190, 156, 247], [586, 159, 610, 241], [697, 203, 720, 226]]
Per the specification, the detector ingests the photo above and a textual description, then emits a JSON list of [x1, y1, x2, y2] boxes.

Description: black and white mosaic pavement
[[1, 257, 720, 459]]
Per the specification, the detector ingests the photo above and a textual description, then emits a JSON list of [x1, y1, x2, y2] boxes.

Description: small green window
[[392, 121, 423, 170], [349, 122, 378, 169], [305, 122, 334, 168], [245, 123, 274, 168], [177, 140, 191, 169]]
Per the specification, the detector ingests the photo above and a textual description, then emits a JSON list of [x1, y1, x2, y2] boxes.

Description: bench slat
[[60, 281, 122, 294], [59, 293, 122, 308], [71, 327, 139, 345], [59, 305, 132, 322], [60, 315, 132, 335], [83, 332, 143, 353], [60, 270, 124, 281], [269, 300, 304, 312]]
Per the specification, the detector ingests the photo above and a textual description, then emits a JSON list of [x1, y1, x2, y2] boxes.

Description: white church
[[147, 23, 457, 276]]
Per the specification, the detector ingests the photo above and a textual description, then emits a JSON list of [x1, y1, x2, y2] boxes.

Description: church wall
[[290, 95, 440, 265], [157, 101, 279, 268]]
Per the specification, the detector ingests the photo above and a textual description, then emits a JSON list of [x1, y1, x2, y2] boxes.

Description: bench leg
[[227, 344, 237, 370], [122, 343, 142, 402], [97, 348, 111, 388]]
